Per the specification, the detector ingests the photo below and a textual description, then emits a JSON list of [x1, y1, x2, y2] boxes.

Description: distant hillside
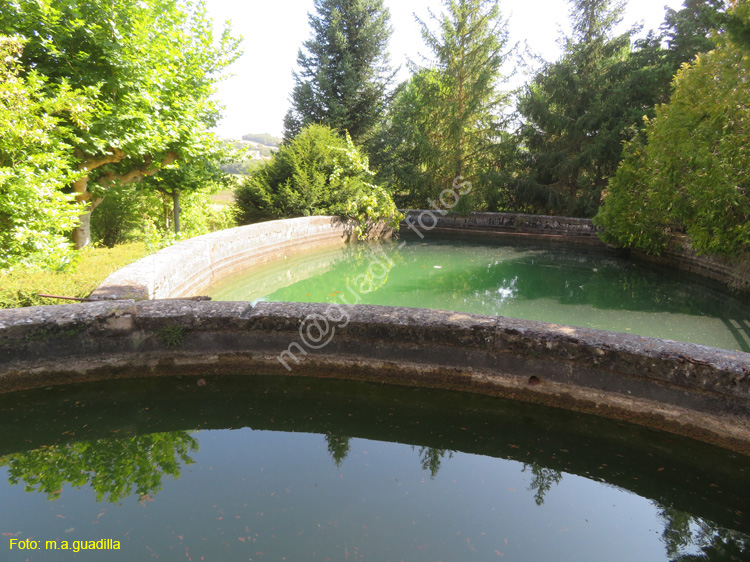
[[241, 133, 281, 147], [221, 134, 280, 175]]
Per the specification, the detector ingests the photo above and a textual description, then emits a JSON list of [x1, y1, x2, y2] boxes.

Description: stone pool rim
[[1, 299, 749, 455], [1, 214, 749, 454]]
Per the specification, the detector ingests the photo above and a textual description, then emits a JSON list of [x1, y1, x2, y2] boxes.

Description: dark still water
[[1, 376, 749, 561], [208, 237, 750, 352]]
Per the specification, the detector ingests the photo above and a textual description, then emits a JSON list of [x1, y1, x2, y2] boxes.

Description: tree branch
[[95, 152, 179, 187], [73, 148, 127, 203]]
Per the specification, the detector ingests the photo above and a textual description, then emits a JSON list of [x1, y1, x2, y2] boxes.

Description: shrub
[[91, 183, 236, 249], [595, 3, 750, 257], [233, 124, 401, 236]]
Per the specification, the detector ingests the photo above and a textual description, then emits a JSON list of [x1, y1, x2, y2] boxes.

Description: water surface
[[209, 236, 750, 351], [1, 375, 749, 561]]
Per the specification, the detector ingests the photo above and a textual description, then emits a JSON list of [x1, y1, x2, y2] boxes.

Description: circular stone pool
[[208, 235, 750, 352], [2, 375, 749, 561]]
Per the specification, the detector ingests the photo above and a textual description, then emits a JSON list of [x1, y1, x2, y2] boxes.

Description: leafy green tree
[[414, 446, 453, 479], [0, 0, 240, 249], [376, 0, 509, 209], [724, 0, 750, 50], [595, 2, 750, 260], [0, 432, 198, 503], [234, 124, 400, 237], [0, 36, 92, 269], [657, 504, 750, 561], [283, 0, 394, 146], [140, 134, 239, 235], [90, 180, 235, 248]]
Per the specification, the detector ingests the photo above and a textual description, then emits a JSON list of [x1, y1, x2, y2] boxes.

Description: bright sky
[[204, 0, 685, 139]]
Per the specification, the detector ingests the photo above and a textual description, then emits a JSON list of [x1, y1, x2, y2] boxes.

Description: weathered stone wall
[[91, 216, 365, 301], [401, 211, 601, 238], [630, 238, 749, 293], [1, 300, 749, 454]]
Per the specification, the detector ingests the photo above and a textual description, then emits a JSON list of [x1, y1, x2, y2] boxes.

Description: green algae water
[[209, 236, 750, 352], [1, 375, 749, 561]]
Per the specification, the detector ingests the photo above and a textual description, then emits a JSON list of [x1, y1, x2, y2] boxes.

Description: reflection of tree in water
[[522, 463, 563, 506], [0, 432, 198, 503], [413, 447, 453, 479], [658, 505, 750, 561], [343, 243, 398, 297], [325, 434, 351, 468]]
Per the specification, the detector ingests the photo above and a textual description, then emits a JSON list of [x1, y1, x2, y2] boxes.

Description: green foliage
[[140, 133, 240, 236], [234, 124, 400, 237], [0, 432, 198, 503], [511, 0, 729, 218], [0, 36, 91, 269], [373, 0, 509, 209], [325, 434, 351, 468], [725, 0, 750, 51], [522, 463, 563, 506], [514, 0, 637, 217], [156, 325, 186, 348], [0, 0, 241, 248], [596, 3, 750, 257], [90, 187, 151, 249], [658, 505, 750, 561], [283, 0, 394, 146], [92, 183, 236, 249], [414, 446, 453, 480], [662, 0, 727, 64], [0, 243, 149, 309]]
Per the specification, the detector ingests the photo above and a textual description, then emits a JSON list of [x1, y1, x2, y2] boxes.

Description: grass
[[0, 242, 151, 309], [156, 324, 186, 348], [210, 188, 236, 207]]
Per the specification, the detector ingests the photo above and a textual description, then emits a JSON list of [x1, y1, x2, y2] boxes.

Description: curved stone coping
[[91, 216, 366, 301], [401, 210, 601, 238], [1, 300, 749, 454]]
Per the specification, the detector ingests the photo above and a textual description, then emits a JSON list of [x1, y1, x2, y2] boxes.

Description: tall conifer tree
[[514, 0, 633, 217], [283, 0, 394, 146], [376, 0, 508, 207], [513, 0, 729, 218]]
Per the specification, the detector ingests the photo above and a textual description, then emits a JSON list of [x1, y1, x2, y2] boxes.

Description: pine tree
[[514, 0, 636, 217], [376, 0, 508, 208], [283, 0, 394, 146], [513, 0, 731, 218], [662, 0, 727, 65], [419, 0, 508, 183]]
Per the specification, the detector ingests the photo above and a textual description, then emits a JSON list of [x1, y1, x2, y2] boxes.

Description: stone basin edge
[[1, 299, 749, 455]]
